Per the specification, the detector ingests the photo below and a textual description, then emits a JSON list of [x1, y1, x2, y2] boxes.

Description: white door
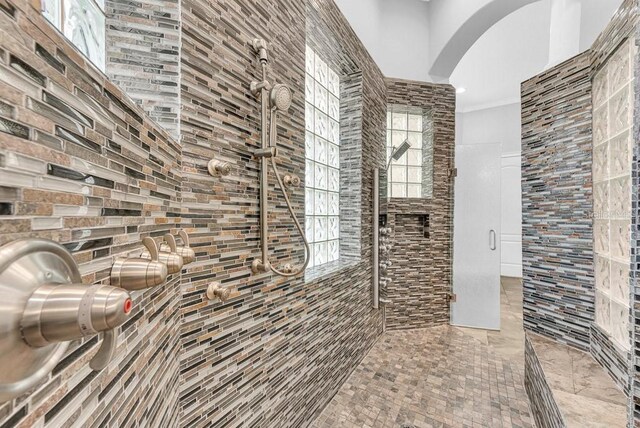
[[452, 143, 501, 330]]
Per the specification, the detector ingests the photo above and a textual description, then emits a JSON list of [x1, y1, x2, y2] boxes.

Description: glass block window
[[42, 0, 106, 71], [305, 45, 340, 268], [592, 38, 635, 351], [387, 107, 423, 198]]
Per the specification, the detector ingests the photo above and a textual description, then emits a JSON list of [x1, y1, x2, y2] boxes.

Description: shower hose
[[266, 110, 310, 277]]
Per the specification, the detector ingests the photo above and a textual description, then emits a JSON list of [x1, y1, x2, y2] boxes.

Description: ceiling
[[334, 0, 624, 112]]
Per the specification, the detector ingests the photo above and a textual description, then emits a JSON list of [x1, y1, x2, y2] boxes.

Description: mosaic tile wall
[[105, 0, 181, 140], [0, 0, 456, 426], [590, 324, 630, 396], [383, 78, 455, 330], [0, 1, 183, 426], [522, 1, 639, 425], [524, 335, 566, 428], [521, 51, 594, 351], [177, 0, 391, 425]]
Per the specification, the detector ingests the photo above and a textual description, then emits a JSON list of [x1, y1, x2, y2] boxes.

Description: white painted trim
[[500, 155, 523, 278], [457, 97, 521, 114], [501, 263, 523, 278]]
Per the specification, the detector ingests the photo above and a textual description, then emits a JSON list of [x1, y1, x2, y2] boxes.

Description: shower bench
[[524, 332, 627, 427]]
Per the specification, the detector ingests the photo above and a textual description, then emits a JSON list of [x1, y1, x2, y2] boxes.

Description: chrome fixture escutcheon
[[251, 258, 271, 274], [283, 174, 301, 188], [0, 239, 133, 402], [206, 282, 231, 302]]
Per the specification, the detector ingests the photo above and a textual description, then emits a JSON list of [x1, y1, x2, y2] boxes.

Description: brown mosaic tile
[[383, 79, 455, 331]]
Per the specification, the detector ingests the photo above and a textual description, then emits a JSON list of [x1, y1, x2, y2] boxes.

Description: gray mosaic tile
[[312, 326, 534, 428]]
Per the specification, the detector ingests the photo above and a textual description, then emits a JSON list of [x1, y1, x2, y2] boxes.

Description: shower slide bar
[[249, 38, 310, 277]]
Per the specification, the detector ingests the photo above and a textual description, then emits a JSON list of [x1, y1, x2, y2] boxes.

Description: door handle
[[489, 230, 496, 251]]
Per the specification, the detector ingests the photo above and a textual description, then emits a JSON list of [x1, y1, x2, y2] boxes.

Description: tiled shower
[[521, 0, 640, 425], [0, 0, 454, 426], [2, 0, 640, 426]]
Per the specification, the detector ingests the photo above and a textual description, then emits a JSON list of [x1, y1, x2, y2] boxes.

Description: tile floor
[[311, 278, 534, 428]]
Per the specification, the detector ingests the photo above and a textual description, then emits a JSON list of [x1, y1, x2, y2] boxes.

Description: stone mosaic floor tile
[[311, 279, 534, 428]]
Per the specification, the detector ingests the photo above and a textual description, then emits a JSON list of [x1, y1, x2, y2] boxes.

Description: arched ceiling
[[451, 0, 623, 111], [334, 0, 624, 111], [428, 0, 539, 81]]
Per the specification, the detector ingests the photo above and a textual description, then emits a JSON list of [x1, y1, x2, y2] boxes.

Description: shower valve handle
[[21, 283, 133, 371], [111, 237, 168, 290], [208, 156, 232, 177], [171, 230, 196, 264], [141, 234, 184, 275]]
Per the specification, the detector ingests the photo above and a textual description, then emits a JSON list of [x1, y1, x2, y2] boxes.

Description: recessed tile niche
[[592, 37, 635, 351]]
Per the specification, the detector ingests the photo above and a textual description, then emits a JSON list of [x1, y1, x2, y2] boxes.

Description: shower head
[[270, 84, 292, 111], [391, 140, 411, 160], [385, 140, 412, 171]]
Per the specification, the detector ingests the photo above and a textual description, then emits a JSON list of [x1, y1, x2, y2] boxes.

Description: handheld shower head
[[270, 84, 292, 111]]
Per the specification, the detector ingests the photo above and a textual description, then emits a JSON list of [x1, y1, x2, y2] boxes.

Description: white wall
[[450, 0, 551, 112], [336, 0, 623, 88], [334, 0, 431, 81], [579, 0, 624, 50], [456, 103, 522, 155], [428, 0, 494, 80], [456, 103, 523, 277], [500, 154, 523, 277], [332, 0, 381, 59]]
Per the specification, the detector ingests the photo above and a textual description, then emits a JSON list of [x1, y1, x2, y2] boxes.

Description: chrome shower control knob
[[0, 239, 135, 400], [151, 252, 182, 274], [21, 284, 132, 347], [206, 282, 231, 302], [283, 174, 301, 188], [208, 157, 232, 177], [161, 230, 195, 265], [142, 234, 184, 274], [111, 237, 168, 290]]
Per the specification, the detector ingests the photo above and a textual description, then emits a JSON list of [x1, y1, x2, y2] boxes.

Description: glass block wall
[[304, 45, 340, 268], [42, 0, 106, 71], [387, 107, 423, 198], [593, 37, 635, 351]]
